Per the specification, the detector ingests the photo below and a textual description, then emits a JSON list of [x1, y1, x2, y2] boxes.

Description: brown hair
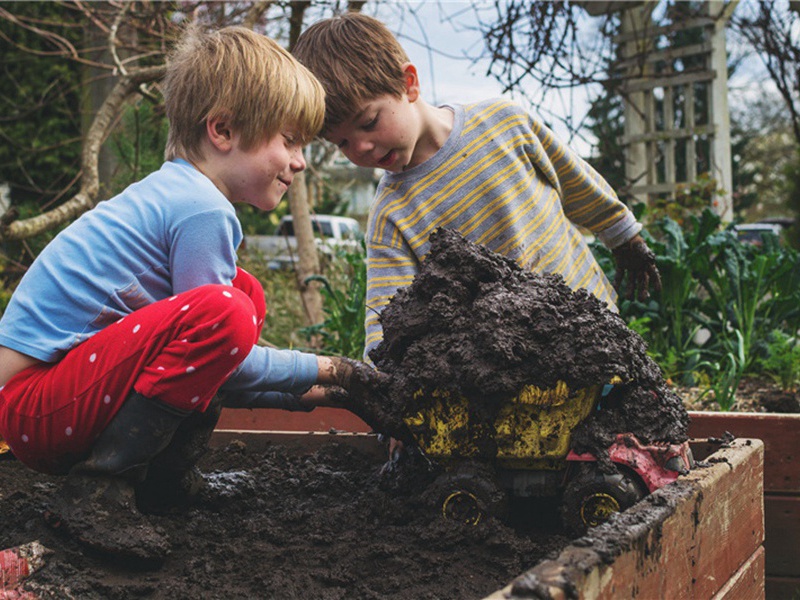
[[293, 13, 409, 132], [163, 24, 325, 162]]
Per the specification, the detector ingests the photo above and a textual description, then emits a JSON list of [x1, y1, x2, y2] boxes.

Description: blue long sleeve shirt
[[0, 159, 318, 400]]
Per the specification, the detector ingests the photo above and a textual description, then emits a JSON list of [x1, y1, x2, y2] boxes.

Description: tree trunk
[[82, 3, 118, 202], [287, 173, 324, 327], [287, 0, 324, 332]]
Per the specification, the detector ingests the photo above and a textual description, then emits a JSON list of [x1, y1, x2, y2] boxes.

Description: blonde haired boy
[[0, 24, 377, 563], [294, 13, 661, 363]]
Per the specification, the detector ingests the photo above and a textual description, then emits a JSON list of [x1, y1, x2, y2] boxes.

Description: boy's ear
[[206, 116, 235, 152], [401, 63, 420, 103]]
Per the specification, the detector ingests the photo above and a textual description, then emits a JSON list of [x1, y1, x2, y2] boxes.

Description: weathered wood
[[688, 412, 800, 494], [217, 407, 371, 433], [485, 439, 765, 600], [712, 546, 765, 600]]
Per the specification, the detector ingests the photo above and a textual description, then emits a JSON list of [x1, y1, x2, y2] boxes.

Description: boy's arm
[[528, 117, 660, 300], [224, 350, 385, 410], [363, 241, 418, 363]]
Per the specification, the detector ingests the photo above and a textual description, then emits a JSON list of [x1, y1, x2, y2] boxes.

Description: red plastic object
[[1, 541, 50, 600], [567, 432, 693, 492]]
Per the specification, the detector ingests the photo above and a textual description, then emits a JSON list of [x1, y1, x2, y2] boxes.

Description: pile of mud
[[0, 438, 569, 599], [366, 228, 689, 456]]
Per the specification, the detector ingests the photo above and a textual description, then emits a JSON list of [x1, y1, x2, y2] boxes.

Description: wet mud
[[0, 438, 570, 599], [365, 228, 689, 458]]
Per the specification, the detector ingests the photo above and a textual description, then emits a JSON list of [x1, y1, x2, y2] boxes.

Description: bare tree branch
[[1, 64, 165, 241]]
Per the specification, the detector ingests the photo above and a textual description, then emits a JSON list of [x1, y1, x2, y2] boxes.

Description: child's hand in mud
[[612, 234, 662, 301], [326, 357, 390, 401], [297, 385, 348, 408]]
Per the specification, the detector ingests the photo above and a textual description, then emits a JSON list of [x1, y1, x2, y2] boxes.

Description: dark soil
[[358, 228, 689, 458], [0, 437, 571, 599], [677, 376, 800, 413]]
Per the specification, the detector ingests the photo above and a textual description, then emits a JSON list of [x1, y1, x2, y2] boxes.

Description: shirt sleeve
[[363, 240, 419, 363], [528, 116, 641, 249], [166, 205, 320, 395], [219, 389, 314, 412], [225, 346, 319, 396], [169, 209, 241, 292]]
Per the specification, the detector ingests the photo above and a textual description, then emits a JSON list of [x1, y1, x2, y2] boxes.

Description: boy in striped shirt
[[294, 13, 661, 364]]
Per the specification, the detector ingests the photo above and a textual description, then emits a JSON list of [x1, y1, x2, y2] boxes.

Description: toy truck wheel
[[561, 463, 646, 536], [425, 462, 508, 526]]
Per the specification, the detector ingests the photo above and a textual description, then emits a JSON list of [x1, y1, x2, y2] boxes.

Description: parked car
[[244, 215, 362, 269], [733, 222, 783, 246]]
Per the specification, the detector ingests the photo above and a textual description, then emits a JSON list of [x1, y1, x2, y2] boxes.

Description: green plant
[[109, 101, 169, 195], [697, 226, 798, 375], [696, 329, 747, 412], [649, 174, 726, 228], [594, 204, 800, 409], [599, 210, 720, 382], [299, 244, 366, 359], [761, 329, 800, 391], [236, 250, 308, 349]]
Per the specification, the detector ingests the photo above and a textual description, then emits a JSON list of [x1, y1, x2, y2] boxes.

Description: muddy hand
[[328, 357, 388, 400], [612, 234, 662, 301], [323, 359, 411, 443]]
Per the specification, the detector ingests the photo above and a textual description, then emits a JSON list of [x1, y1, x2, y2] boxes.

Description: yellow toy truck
[[406, 379, 694, 535]]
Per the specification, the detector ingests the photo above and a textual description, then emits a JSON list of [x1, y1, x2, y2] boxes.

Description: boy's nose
[[291, 150, 306, 172], [354, 137, 374, 155]]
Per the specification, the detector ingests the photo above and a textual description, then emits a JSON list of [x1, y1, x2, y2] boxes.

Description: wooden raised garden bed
[[217, 409, 765, 600], [689, 411, 800, 600]]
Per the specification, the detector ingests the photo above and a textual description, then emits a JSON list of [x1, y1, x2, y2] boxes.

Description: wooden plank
[[217, 407, 371, 434], [766, 576, 800, 600], [689, 412, 800, 493], [712, 546, 765, 600], [615, 41, 714, 70], [666, 439, 764, 600], [624, 69, 715, 93], [613, 16, 714, 43], [485, 439, 765, 600], [765, 495, 800, 577], [622, 124, 715, 144]]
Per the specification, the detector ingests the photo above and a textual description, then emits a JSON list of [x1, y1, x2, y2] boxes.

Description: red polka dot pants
[[0, 268, 266, 475]]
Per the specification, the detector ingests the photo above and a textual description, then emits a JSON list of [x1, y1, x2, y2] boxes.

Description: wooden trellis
[[615, 1, 736, 221]]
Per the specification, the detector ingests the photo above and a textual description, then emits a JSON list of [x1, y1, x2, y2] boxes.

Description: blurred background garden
[[1, 1, 798, 410]]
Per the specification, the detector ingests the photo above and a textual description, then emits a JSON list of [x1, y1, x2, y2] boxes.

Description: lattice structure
[[616, 1, 735, 221]]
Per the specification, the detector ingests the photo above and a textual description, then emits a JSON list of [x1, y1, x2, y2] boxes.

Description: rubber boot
[[135, 395, 223, 515], [44, 392, 188, 566]]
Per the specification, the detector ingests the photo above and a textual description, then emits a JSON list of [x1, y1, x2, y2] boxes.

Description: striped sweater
[[364, 98, 640, 361]]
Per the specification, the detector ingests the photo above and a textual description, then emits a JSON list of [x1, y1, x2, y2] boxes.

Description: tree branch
[[1, 65, 166, 241]]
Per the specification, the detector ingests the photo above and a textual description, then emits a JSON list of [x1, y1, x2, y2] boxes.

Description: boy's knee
[[193, 284, 259, 347]]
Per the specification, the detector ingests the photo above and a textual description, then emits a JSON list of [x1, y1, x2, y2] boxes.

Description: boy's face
[[325, 94, 422, 174], [222, 130, 307, 211]]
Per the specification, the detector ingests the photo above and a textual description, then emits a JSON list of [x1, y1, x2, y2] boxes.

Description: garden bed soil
[[0, 436, 571, 599], [0, 435, 765, 600]]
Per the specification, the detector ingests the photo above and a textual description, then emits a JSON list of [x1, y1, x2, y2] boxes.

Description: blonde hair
[[293, 13, 409, 132], [163, 24, 325, 162]]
